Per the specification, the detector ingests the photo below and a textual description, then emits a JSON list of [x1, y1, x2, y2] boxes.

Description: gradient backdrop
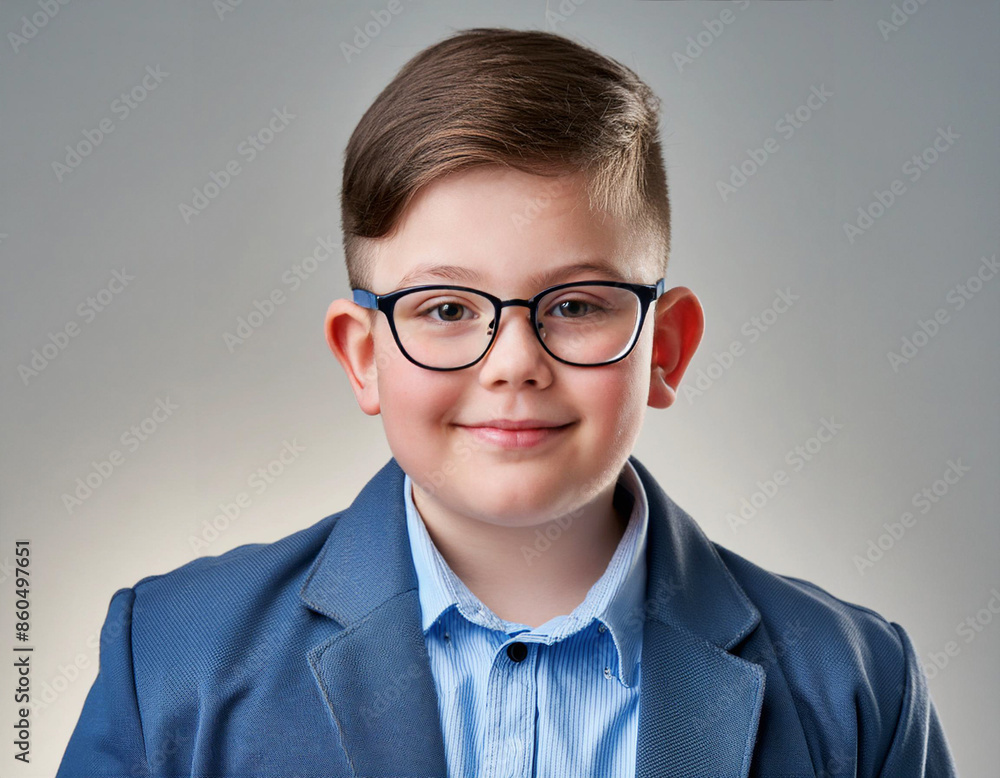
[[1, 1, 997, 775]]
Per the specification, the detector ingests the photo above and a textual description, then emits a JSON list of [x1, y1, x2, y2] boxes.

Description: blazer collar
[[300, 455, 767, 778]]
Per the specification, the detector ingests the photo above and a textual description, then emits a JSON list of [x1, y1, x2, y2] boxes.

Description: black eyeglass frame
[[351, 277, 667, 371]]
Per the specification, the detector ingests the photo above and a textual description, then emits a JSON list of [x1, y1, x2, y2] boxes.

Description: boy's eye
[[417, 301, 476, 322], [434, 302, 467, 321], [545, 297, 606, 318]]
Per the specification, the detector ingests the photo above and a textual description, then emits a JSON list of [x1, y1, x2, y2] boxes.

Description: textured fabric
[[55, 455, 958, 777], [403, 460, 647, 777]]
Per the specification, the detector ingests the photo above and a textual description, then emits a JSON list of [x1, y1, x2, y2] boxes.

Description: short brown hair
[[340, 27, 670, 291]]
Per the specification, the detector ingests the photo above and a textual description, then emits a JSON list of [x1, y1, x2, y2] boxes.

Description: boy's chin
[[447, 478, 583, 524]]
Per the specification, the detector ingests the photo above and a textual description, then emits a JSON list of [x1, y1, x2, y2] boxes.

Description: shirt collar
[[403, 460, 649, 688]]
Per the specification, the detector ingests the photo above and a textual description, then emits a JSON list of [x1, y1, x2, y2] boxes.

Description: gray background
[[1, 0, 997, 774]]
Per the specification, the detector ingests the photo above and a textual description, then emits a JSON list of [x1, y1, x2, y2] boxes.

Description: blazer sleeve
[[56, 587, 150, 778], [876, 622, 958, 777]]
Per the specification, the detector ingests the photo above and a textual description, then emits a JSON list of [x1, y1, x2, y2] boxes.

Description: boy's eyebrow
[[395, 260, 630, 291]]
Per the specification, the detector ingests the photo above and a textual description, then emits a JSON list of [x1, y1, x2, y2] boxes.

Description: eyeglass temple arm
[[352, 289, 378, 309], [655, 278, 666, 298]]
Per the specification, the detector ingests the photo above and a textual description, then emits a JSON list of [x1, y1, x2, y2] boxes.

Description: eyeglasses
[[351, 278, 666, 371]]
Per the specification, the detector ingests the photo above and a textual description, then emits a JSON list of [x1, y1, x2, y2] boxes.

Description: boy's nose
[[477, 307, 554, 387]]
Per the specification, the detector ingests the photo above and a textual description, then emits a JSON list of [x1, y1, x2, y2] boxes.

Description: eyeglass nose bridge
[[482, 297, 551, 365], [486, 297, 541, 336]]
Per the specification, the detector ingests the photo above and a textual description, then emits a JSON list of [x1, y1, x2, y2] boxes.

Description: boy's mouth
[[456, 419, 576, 449], [466, 418, 573, 430]]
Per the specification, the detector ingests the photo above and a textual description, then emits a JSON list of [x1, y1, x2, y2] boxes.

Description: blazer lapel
[[299, 458, 448, 777], [629, 456, 766, 778]]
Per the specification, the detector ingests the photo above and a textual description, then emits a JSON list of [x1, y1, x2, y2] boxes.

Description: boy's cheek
[[380, 379, 462, 433], [576, 366, 646, 413]]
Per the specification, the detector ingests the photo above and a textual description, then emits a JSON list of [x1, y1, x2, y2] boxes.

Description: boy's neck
[[410, 480, 629, 630]]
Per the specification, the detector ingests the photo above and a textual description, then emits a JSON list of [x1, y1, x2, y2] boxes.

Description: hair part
[[340, 27, 671, 291]]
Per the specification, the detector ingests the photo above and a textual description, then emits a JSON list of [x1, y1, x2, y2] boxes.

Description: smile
[[458, 422, 575, 450]]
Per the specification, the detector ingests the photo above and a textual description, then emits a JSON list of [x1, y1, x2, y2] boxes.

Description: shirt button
[[506, 641, 528, 663], [597, 623, 606, 633]]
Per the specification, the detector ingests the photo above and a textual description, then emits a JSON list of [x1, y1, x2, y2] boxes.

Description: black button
[[506, 642, 528, 663]]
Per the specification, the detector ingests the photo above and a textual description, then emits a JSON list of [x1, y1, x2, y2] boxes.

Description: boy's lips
[[456, 420, 576, 449], [464, 418, 573, 430]]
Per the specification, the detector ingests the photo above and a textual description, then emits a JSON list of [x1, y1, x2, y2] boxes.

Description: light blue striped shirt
[[403, 460, 649, 778]]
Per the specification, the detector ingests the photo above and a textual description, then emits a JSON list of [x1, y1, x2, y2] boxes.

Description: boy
[[58, 27, 956, 777]]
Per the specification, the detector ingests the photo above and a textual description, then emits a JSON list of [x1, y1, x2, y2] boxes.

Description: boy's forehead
[[371, 167, 657, 291]]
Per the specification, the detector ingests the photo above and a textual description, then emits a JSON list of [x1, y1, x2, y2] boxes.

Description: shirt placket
[[481, 634, 538, 778]]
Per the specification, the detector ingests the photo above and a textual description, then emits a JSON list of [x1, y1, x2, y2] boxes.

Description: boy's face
[[327, 166, 702, 529]]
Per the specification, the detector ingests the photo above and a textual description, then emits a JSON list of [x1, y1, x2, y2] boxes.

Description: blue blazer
[[57, 456, 956, 777]]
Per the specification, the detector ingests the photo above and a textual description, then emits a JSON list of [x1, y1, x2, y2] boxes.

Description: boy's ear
[[325, 298, 381, 416], [648, 286, 705, 409]]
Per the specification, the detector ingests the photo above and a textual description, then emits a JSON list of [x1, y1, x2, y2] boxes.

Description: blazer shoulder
[[712, 544, 916, 759], [119, 512, 343, 667], [710, 544, 961, 775], [713, 542, 908, 671]]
